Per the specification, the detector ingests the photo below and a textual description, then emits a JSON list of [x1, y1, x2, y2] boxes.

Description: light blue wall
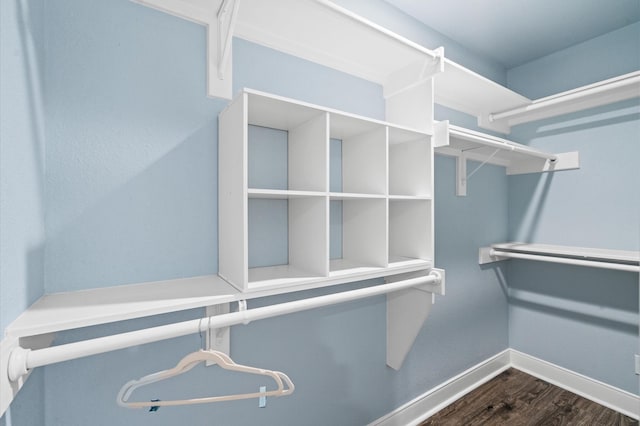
[[506, 23, 640, 394], [0, 0, 46, 424], [0, 0, 512, 424]]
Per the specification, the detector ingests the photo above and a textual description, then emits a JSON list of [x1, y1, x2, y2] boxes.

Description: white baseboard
[[370, 349, 639, 425], [509, 349, 639, 420], [369, 349, 512, 426]]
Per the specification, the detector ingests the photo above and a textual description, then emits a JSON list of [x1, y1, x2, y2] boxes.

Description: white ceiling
[[383, 0, 640, 69]]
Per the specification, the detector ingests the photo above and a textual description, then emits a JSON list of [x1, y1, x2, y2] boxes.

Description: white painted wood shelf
[[219, 89, 435, 293], [479, 243, 640, 273], [433, 59, 531, 133], [5, 264, 444, 339], [488, 71, 640, 130], [434, 121, 580, 196]]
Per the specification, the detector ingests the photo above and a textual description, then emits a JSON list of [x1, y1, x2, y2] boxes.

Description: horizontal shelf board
[[434, 59, 530, 125], [248, 188, 327, 199], [388, 256, 432, 268], [329, 192, 386, 200], [389, 126, 430, 145], [7, 259, 437, 338], [492, 243, 640, 265], [492, 70, 640, 127], [247, 260, 433, 295], [6, 275, 239, 338], [330, 112, 384, 140], [329, 258, 386, 274], [248, 264, 326, 288], [388, 195, 432, 200], [247, 91, 325, 130], [236, 0, 439, 87]]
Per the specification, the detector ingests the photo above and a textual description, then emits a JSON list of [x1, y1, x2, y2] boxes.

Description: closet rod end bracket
[[479, 247, 509, 265], [7, 347, 30, 382]]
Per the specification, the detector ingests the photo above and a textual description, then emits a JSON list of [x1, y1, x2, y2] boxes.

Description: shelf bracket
[[204, 303, 231, 363], [216, 0, 240, 80], [456, 152, 467, 197], [131, 0, 238, 99], [386, 269, 445, 370]]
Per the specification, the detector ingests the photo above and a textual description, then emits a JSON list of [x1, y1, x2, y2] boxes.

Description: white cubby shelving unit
[[219, 89, 434, 293]]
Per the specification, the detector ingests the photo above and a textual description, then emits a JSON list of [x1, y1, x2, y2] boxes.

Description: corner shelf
[[488, 71, 640, 130], [479, 243, 640, 273], [219, 89, 435, 292], [433, 59, 531, 133], [435, 66, 640, 134], [434, 121, 580, 196]]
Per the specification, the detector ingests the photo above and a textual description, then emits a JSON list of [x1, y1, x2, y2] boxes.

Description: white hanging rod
[[8, 272, 442, 381], [489, 249, 640, 273], [488, 71, 640, 123], [451, 126, 558, 162]]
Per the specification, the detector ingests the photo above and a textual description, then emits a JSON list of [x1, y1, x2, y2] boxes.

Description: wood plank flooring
[[420, 368, 638, 426]]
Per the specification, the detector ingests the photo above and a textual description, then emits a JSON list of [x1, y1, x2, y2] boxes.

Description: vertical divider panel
[[342, 126, 387, 194], [389, 134, 432, 197], [289, 112, 329, 192], [343, 199, 388, 267], [289, 112, 329, 277], [389, 200, 432, 262], [289, 196, 329, 277], [219, 93, 249, 290]]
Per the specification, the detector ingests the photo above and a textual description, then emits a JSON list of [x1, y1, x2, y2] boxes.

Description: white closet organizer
[[433, 121, 579, 196], [219, 89, 434, 292]]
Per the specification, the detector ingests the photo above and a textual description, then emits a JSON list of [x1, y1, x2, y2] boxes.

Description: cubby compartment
[[247, 92, 328, 193], [389, 199, 433, 267], [247, 193, 328, 289], [389, 127, 432, 198], [329, 196, 387, 276], [330, 113, 387, 196]]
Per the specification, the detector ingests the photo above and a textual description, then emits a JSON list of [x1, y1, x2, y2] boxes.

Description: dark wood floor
[[420, 368, 638, 426]]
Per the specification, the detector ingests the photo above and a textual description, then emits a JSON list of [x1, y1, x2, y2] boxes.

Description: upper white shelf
[[235, 0, 443, 99], [479, 243, 640, 273], [434, 121, 580, 196], [488, 71, 640, 130], [433, 59, 531, 133]]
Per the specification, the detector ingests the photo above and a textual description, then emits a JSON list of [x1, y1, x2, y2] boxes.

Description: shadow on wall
[[511, 99, 640, 140], [45, 120, 219, 293], [493, 260, 638, 335], [508, 172, 554, 244]]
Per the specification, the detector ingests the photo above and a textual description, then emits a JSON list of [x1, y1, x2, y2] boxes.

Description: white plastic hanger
[[117, 350, 295, 408]]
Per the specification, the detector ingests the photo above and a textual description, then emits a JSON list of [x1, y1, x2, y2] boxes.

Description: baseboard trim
[[509, 349, 639, 420], [369, 349, 511, 426], [370, 349, 639, 425]]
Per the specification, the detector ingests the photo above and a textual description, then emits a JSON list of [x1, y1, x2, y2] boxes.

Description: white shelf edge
[[434, 59, 531, 134], [243, 88, 433, 136], [434, 121, 579, 196], [248, 188, 327, 198], [479, 242, 640, 272], [235, 1, 442, 98], [329, 192, 387, 200], [6, 258, 435, 339], [388, 195, 432, 200], [6, 275, 239, 338], [246, 259, 433, 295], [490, 70, 640, 128]]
